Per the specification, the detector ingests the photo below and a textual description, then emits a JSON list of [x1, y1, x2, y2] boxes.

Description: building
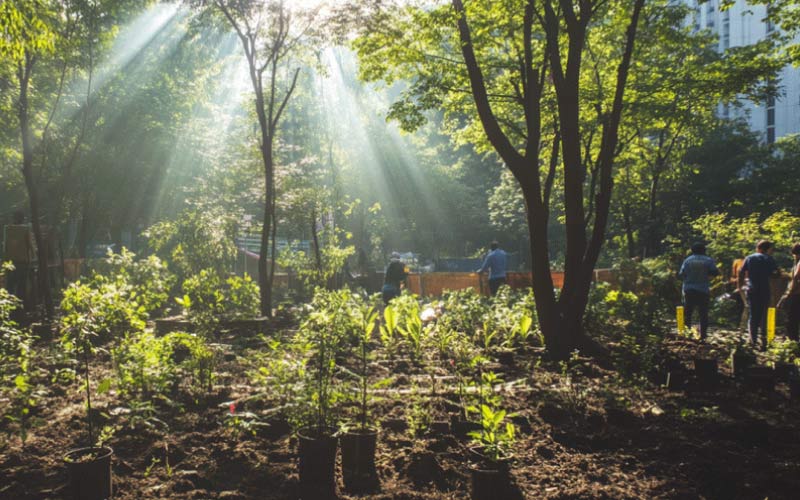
[[687, 0, 800, 143]]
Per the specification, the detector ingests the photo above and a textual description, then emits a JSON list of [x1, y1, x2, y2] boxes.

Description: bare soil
[[2, 329, 799, 499]]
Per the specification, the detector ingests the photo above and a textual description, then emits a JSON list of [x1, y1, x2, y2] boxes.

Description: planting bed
[[1, 323, 799, 499]]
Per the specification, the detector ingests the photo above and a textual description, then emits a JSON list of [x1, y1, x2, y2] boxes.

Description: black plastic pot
[[693, 358, 718, 386], [665, 369, 686, 391], [744, 366, 776, 393], [773, 362, 795, 382], [297, 427, 338, 500], [64, 446, 113, 500], [789, 375, 800, 400], [451, 417, 481, 438], [496, 351, 514, 366], [429, 420, 451, 435], [730, 352, 755, 378], [469, 449, 511, 500], [340, 427, 379, 493]]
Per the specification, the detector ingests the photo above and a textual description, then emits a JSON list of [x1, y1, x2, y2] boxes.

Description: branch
[[583, 0, 645, 272], [451, 0, 523, 169], [271, 67, 301, 130]]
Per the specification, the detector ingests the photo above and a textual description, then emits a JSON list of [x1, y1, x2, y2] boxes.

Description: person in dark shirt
[[382, 252, 407, 305], [738, 240, 781, 350], [677, 242, 720, 340]]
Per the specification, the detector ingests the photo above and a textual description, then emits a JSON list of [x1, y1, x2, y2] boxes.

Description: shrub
[[90, 248, 174, 313], [176, 270, 261, 334], [113, 331, 217, 399], [144, 208, 238, 284], [60, 279, 146, 343], [0, 263, 38, 445]]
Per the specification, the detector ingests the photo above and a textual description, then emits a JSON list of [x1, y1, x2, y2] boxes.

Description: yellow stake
[[767, 307, 776, 345], [676, 306, 685, 335]]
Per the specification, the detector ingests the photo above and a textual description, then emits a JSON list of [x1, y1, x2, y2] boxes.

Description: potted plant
[[789, 360, 800, 400], [341, 302, 380, 492], [766, 339, 800, 382], [462, 369, 515, 500], [730, 342, 756, 378], [467, 403, 516, 500], [295, 290, 346, 500], [61, 309, 113, 500]]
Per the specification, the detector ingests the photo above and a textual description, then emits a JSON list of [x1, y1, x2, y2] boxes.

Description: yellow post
[[676, 306, 685, 335], [767, 307, 776, 345]]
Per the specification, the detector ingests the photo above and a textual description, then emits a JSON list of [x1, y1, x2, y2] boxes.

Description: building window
[[722, 11, 730, 49], [766, 4, 775, 34], [766, 95, 776, 144]]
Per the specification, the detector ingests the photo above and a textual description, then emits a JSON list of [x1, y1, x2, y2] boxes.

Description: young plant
[[61, 308, 110, 448], [297, 289, 349, 434], [466, 370, 516, 463], [398, 304, 425, 362], [354, 303, 379, 429], [0, 275, 38, 446], [468, 404, 516, 463], [380, 304, 400, 357]]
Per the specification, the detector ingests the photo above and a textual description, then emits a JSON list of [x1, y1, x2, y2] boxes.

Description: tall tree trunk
[[17, 58, 54, 319], [310, 206, 323, 282], [622, 205, 636, 258], [268, 176, 277, 307], [258, 138, 274, 318], [645, 167, 661, 258]]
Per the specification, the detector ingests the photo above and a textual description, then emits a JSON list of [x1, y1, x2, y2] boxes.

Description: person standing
[[678, 242, 720, 340], [777, 243, 800, 341], [738, 240, 781, 351], [382, 252, 407, 305], [477, 241, 507, 296]]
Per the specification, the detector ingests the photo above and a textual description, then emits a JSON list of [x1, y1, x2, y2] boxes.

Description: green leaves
[[467, 394, 517, 462]]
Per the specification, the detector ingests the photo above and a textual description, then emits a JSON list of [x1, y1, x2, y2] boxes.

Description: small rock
[[218, 491, 246, 500]]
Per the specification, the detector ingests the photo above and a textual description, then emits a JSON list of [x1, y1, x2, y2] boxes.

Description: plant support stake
[[767, 307, 776, 345]]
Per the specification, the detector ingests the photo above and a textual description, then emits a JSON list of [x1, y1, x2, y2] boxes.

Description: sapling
[[355, 304, 379, 429], [61, 308, 105, 450], [0, 276, 38, 447], [467, 370, 516, 464]]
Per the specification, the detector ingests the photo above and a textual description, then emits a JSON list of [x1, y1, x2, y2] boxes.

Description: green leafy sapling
[[355, 304, 379, 430], [61, 308, 108, 449], [467, 370, 516, 464], [0, 267, 38, 446], [380, 304, 400, 357]]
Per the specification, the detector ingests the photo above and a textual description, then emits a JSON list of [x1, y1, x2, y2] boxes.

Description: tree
[[610, 4, 781, 258], [356, 0, 646, 358], [3, 0, 144, 317], [192, 0, 322, 317]]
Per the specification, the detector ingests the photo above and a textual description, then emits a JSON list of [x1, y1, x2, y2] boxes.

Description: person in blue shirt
[[678, 242, 720, 340], [477, 241, 507, 296], [738, 240, 781, 351]]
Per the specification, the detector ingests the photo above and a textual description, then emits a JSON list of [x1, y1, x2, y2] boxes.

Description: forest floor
[[1, 324, 799, 500]]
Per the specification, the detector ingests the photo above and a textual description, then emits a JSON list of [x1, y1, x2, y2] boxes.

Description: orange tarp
[[406, 271, 568, 297]]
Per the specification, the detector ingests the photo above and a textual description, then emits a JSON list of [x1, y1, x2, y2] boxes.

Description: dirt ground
[[1, 326, 799, 500]]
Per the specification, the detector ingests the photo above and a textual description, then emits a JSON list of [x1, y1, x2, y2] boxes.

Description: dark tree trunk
[[311, 207, 323, 281], [453, 0, 645, 360], [623, 205, 636, 258], [17, 58, 54, 319]]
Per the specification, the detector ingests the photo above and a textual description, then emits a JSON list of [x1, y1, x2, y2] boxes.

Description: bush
[[90, 248, 174, 313], [0, 263, 38, 445], [176, 270, 261, 333], [144, 208, 238, 284], [60, 279, 147, 343], [113, 331, 217, 399]]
